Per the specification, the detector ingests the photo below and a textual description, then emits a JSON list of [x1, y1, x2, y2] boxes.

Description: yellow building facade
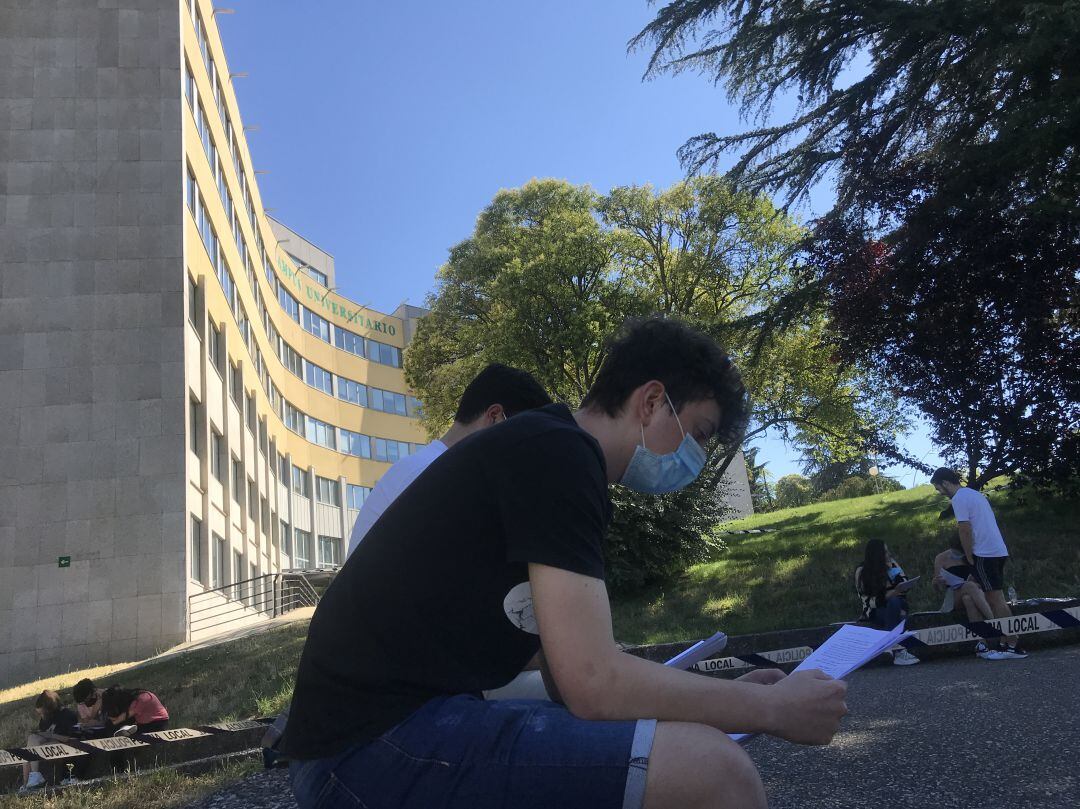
[[181, 0, 426, 600]]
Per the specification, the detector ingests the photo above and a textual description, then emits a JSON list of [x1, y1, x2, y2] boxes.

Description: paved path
[[185, 643, 1080, 808], [755, 643, 1080, 808]]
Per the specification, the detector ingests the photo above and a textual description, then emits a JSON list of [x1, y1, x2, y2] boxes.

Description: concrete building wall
[[717, 449, 755, 521], [0, 0, 187, 684]]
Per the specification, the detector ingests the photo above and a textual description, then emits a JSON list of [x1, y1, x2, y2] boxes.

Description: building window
[[208, 321, 223, 374], [212, 533, 226, 588], [278, 286, 300, 322], [294, 528, 311, 568], [210, 429, 224, 481], [261, 496, 269, 534], [229, 360, 242, 405], [337, 377, 367, 407], [303, 308, 331, 342], [334, 327, 365, 358], [189, 397, 200, 453], [317, 535, 341, 569], [278, 453, 289, 483], [305, 362, 333, 395], [187, 273, 199, 328], [306, 266, 329, 286], [283, 399, 305, 434], [305, 416, 336, 450], [370, 387, 408, 416], [233, 551, 244, 602], [406, 396, 424, 418], [280, 519, 291, 556], [315, 476, 341, 507], [340, 429, 371, 459], [259, 418, 268, 455], [190, 515, 203, 583], [280, 341, 303, 378], [232, 457, 243, 505], [373, 437, 412, 464], [248, 479, 257, 520], [346, 484, 371, 510], [292, 465, 310, 498], [246, 392, 256, 432]]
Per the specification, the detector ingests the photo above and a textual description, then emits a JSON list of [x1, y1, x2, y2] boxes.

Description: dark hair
[[930, 467, 962, 486], [72, 678, 96, 705], [101, 687, 149, 721], [454, 363, 552, 423], [35, 690, 63, 722], [857, 539, 890, 599], [581, 317, 749, 446]]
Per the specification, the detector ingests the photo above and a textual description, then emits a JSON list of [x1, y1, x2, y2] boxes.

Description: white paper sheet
[[727, 621, 914, 744], [938, 568, 967, 589]]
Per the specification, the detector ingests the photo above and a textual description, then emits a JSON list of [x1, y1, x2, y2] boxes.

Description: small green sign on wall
[[58, 556, 70, 568]]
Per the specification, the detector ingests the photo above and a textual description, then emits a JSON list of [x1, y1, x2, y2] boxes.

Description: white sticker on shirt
[[503, 581, 539, 635]]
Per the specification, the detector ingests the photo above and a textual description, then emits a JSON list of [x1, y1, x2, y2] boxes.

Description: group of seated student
[[855, 530, 1007, 670], [17, 679, 169, 793], [281, 317, 850, 809]]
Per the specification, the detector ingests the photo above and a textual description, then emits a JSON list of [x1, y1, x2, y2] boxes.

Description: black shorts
[[973, 555, 1008, 592]]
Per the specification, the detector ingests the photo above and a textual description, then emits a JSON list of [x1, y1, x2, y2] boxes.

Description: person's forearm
[[958, 524, 975, 563], [563, 649, 776, 735]]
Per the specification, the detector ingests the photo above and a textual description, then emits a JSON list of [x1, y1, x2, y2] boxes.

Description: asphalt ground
[[753, 642, 1080, 809], [184, 642, 1080, 808]]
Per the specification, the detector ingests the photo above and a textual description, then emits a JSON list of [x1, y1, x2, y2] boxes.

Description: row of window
[[184, 55, 404, 376]]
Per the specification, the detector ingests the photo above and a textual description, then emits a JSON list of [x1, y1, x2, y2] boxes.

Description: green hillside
[[611, 484, 1080, 645]]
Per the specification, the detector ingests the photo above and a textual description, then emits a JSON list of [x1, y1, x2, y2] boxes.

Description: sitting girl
[[18, 690, 78, 793], [855, 538, 920, 666], [100, 686, 170, 736]]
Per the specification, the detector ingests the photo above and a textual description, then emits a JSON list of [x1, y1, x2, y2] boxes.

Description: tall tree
[[406, 178, 902, 590], [634, 0, 1080, 486]]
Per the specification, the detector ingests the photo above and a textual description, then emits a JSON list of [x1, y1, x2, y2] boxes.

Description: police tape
[[904, 605, 1080, 649], [688, 606, 1080, 672]]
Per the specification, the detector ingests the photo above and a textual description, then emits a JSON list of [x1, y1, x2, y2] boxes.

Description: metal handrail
[[187, 572, 319, 641]]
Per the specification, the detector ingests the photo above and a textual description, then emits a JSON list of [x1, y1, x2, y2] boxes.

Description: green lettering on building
[[276, 257, 397, 337]]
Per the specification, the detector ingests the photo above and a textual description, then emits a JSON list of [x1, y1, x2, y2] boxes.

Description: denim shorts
[[289, 694, 657, 809]]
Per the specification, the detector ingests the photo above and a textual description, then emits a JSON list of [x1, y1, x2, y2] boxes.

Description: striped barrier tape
[[688, 605, 1080, 673]]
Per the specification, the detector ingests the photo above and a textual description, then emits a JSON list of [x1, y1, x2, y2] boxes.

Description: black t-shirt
[[39, 707, 78, 736], [282, 404, 611, 760]]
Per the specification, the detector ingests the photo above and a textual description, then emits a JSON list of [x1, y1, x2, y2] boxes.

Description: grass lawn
[[0, 620, 307, 755], [611, 483, 1080, 645], [0, 758, 261, 809]]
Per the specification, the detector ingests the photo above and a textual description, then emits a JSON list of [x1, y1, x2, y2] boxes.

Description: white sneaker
[[892, 649, 920, 666], [113, 724, 138, 737], [18, 772, 46, 793]]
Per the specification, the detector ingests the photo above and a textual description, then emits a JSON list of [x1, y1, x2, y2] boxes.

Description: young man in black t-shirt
[[284, 317, 849, 809]]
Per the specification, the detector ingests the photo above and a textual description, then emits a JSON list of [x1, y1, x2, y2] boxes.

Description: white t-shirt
[[951, 486, 1009, 558], [345, 440, 447, 558]]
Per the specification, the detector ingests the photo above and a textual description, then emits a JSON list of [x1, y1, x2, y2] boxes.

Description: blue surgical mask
[[620, 395, 707, 494]]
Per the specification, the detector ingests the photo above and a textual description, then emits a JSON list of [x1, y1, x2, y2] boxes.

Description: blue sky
[[217, 0, 944, 485]]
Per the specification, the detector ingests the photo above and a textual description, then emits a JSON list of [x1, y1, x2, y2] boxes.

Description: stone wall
[[0, 1, 186, 686]]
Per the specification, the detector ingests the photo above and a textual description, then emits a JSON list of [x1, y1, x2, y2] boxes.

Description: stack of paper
[[728, 620, 914, 744], [663, 630, 729, 671]]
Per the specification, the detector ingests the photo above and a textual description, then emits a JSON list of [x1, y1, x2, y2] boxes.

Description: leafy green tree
[[774, 474, 813, 510], [744, 446, 774, 512], [406, 178, 902, 591], [634, 0, 1080, 488]]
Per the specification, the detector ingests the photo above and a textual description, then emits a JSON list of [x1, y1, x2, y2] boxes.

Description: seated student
[[18, 690, 79, 793], [100, 686, 169, 736], [933, 533, 999, 635], [855, 539, 920, 666], [346, 363, 552, 558], [71, 678, 105, 728], [284, 317, 849, 809]]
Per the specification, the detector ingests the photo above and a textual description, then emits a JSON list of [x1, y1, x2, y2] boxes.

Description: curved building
[[0, 0, 428, 685]]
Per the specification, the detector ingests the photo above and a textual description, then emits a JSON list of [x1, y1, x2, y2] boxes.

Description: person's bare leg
[[22, 733, 45, 783], [643, 721, 767, 809], [960, 582, 995, 622], [985, 589, 1018, 646]]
